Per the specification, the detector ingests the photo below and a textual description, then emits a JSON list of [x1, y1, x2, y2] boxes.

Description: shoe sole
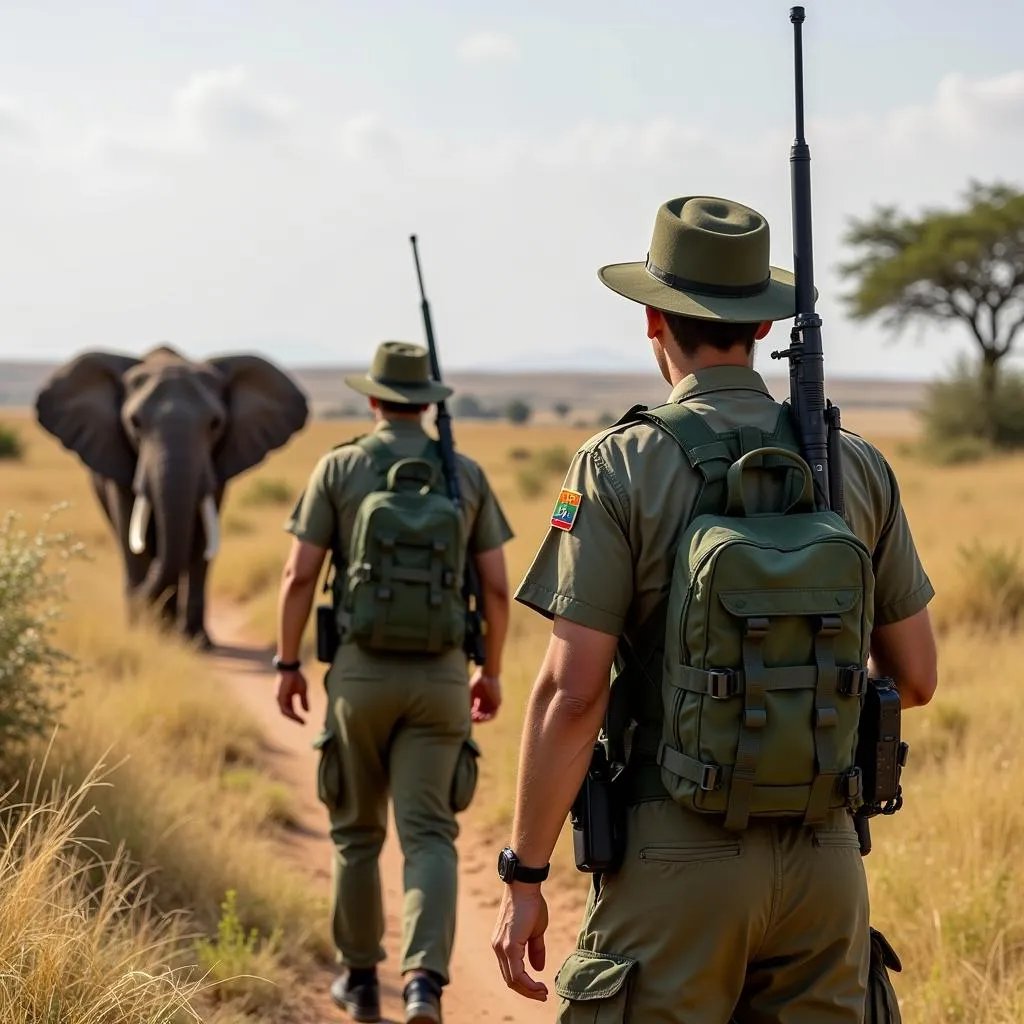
[[329, 993, 380, 1023], [405, 1001, 441, 1024], [347, 1006, 381, 1024]]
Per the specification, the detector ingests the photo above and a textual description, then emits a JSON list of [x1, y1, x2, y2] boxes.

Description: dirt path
[[209, 605, 582, 1024]]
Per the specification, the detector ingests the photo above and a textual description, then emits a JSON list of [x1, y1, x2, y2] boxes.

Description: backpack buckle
[[745, 617, 770, 639], [743, 708, 767, 729], [844, 767, 863, 802], [700, 764, 721, 791], [838, 666, 867, 696], [707, 670, 736, 699], [817, 615, 842, 636]]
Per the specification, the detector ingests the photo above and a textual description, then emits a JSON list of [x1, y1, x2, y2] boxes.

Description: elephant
[[35, 344, 308, 648]]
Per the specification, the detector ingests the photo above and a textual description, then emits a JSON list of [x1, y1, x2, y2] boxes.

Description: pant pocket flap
[[554, 950, 638, 1001], [312, 729, 335, 751], [870, 927, 903, 973], [463, 736, 482, 759]]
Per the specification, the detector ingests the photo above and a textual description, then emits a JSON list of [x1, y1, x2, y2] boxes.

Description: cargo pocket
[[554, 949, 638, 1023], [449, 737, 481, 813], [312, 730, 342, 810], [865, 928, 903, 1024]]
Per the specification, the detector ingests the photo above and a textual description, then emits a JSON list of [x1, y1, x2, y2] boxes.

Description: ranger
[[491, 196, 938, 1023], [275, 341, 513, 1023]]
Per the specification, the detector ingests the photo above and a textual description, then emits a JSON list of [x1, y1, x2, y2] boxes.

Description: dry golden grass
[[4, 406, 1024, 1021], [0, 763, 204, 1022]]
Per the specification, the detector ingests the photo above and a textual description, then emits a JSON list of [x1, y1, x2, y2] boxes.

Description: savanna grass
[[6, 405, 1024, 1020]]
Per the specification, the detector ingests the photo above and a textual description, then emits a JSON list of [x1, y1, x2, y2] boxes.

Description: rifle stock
[[772, 9, 869, 855], [410, 235, 488, 666]]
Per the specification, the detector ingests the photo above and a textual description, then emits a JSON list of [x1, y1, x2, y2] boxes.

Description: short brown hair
[[378, 400, 427, 415], [662, 312, 760, 357]]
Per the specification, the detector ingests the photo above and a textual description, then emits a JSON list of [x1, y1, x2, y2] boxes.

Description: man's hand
[[276, 669, 309, 725], [470, 667, 502, 723], [492, 882, 549, 1001]]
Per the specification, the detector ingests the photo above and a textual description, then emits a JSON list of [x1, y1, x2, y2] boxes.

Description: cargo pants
[[315, 642, 473, 983], [555, 797, 870, 1023]]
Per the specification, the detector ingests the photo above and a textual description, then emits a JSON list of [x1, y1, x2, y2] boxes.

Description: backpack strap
[[636, 402, 735, 485]]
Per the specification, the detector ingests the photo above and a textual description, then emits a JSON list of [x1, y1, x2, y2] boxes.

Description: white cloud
[[338, 112, 402, 163], [458, 31, 520, 65], [171, 67, 293, 146], [0, 98, 35, 148]]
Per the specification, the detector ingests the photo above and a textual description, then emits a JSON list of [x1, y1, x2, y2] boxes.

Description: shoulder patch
[[550, 489, 582, 532]]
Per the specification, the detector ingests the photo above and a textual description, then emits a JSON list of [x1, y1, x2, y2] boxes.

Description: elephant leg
[[183, 494, 220, 650], [183, 549, 211, 649]]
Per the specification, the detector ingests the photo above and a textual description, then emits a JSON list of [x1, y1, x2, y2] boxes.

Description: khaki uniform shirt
[[286, 418, 514, 568], [516, 366, 934, 642]]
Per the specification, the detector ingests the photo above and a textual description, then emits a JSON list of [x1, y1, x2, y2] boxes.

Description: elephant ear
[[34, 351, 139, 487], [209, 354, 309, 482]]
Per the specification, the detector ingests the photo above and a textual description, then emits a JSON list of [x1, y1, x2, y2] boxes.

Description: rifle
[[409, 235, 488, 667], [771, 6, 869, 854]]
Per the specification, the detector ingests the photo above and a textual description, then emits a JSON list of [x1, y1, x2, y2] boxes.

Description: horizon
[[1, 2, 1022, 381]]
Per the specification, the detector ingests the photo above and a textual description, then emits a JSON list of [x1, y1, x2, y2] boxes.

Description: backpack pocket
[[660, 516, 873, 830], [554, 950, 638, 1024], [449, 736, 481, 813]]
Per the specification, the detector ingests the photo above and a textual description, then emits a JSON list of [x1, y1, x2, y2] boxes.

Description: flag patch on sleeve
[[550, 489, 582, 532]]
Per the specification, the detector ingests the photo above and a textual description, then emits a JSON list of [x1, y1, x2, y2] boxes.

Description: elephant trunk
[[134, 430, 218, 603]]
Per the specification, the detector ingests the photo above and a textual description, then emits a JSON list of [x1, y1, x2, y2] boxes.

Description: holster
[[570, 740, 626, 875], [866, 928, 903, 1024], [315, 604, 339, 664]]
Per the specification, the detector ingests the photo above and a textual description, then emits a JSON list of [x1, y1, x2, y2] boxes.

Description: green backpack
[[637, 402, 875, 831], [338, 435, 466, 655]]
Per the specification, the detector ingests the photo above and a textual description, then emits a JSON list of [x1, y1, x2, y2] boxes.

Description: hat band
[[367, 373, 432, 390], [645, 256, 771, 298]]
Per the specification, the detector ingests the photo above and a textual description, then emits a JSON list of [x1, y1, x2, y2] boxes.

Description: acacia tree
[[840, 182, 1024, 411]]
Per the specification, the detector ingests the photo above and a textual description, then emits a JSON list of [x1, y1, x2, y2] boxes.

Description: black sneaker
[[403, 974, 442, 1024], [330, 969, 381, 1023]]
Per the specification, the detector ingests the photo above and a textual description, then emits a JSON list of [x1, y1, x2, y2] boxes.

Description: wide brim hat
[[598, 196, 798, 322], [344, 341, 453, 404]]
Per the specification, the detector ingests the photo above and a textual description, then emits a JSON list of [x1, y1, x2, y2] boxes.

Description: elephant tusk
[[128, 495, 150, 556], [200, 495, 220, 561]]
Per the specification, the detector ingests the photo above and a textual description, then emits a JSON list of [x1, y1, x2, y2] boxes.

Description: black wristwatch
[[272, 655, 301, 672], [497, 847, 550, 885]]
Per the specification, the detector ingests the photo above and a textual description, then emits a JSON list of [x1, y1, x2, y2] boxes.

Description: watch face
[[497, 847, 516, 883]]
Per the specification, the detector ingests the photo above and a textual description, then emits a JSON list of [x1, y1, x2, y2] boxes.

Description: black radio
[[856, 676, 908, 815]]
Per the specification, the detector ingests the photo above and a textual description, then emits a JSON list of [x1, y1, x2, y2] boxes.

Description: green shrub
[[0, 424, 22, 460], [945, 541, 1024, 632], [240, 478, 294, 508], [516, 467, 546, 500], [535, 445, 572, 476], [194, 889, 284, 1011], [919, 358, 1024, 459], [506, 400, 533, 425], [0, 510, 81, 762]]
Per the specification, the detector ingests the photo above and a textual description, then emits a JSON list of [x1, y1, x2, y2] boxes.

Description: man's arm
[[275, 537, 327, 723], [492, 617, 618, 1001], [468, 546, 510, 722], [510, 617, 617, 867], [475, 546, 509, 676], [869, 606, 937, 709]]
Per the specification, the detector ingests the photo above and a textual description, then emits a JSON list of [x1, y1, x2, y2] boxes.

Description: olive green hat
[[598, 196, 798, 323], [344, 341, 453, 405]]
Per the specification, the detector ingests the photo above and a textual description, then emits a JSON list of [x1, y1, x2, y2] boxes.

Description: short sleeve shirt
[[515, 366, 934, 642], [286, 418, 514, 561]]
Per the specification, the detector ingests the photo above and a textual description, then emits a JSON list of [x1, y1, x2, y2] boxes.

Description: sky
[[1, 0, 1023, 381]]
